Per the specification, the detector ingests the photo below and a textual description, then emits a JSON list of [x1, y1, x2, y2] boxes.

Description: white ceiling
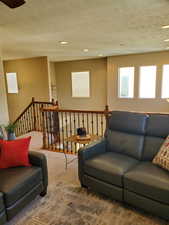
[[0, 0, 169, 61]]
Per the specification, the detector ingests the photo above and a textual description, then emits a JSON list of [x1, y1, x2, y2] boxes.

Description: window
[[6, 73, 18, 94], [162, 65, 169, 98], [139, 66, 156, 98], [118, 67, 134, 98], [71, 71, 90, 97]]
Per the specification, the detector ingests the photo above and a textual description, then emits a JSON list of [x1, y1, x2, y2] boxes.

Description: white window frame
[[6, 72, 19, 94], [118, 67, 134, 99], [139, 65, 157, 99], [161, 64, 169, 99], [71, 71, 90, 98]]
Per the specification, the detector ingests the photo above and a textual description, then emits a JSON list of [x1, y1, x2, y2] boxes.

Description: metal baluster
[[61, 111, 65, 152], [42, 110, 46, 149], [56, 112, 61, 151], [21, 115, 24, 134], [18, 120, 21, 136], [35, 103, 38, 131], [69, 112, 73, 153], [91, 113, 94, 134], [73, 112, 76, 134], [46, 112, 50, 149], [40, 104, 43, 131], [82, 112, 85, 128], [25, 110, 28, 133], [86, 113, 89, 134], [31, 104, 34, 131], [101, 113, 104, 137], [49, 111, 53, 150], [65, 112, 69, 153], [96, 113, 99, 136], [78, 112, 80, 128], [37, 103, 40, 131]]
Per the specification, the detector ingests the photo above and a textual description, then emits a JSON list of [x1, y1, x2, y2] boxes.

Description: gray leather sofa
[[78, 111, 169, 220], [0, 151, 48, 225]]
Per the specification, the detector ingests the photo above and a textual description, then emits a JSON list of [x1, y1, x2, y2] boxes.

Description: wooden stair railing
[[41, 105, 111, 154], [14, 97, 58, 136]]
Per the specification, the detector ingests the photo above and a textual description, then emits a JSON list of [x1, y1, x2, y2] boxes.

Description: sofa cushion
[[124, 162, 169, 204], [108, 111, 148, 135], [0, 166, 42, 207], [146, 114, 169, 138], [105, 111, 148, 160], [84, 152, 138, 187], [0, 193, 5, 213], [106, 130, 144, 160], [141, 136, 164, 161], [142, 114, 169, 161]]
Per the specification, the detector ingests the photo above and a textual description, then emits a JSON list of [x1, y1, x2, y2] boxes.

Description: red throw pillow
[[0, 136, 31, 169]]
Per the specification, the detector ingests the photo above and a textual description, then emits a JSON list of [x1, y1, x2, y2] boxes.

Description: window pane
[[71, 71, 90, 97], [139, 66, 156, 98], [162, 65, 169, 98], [6, 73, 18, 94], [119, 67, 134, 98]]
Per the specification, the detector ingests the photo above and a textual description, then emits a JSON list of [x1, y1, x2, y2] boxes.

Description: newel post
[[55, 100, 59, 107], [52, 98, 59, 107], [51, 98, 55, 105]]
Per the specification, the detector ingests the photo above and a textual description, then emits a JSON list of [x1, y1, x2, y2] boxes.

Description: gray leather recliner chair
[[0, 151, 48, 224], [78, 111, 169, 220]]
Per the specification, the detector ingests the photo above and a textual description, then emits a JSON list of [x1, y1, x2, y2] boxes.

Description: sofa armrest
[[29, 151, 48, 193], [78, 138, 106, 186], [78, 138, 106, 161]]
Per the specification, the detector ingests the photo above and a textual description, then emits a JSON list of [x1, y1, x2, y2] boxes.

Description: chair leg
[[40, 190, 47, 197], [81, 183, 87, 188]]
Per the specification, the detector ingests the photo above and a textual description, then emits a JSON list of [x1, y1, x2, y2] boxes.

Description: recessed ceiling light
[[59, 41, 68, 45], [98, 54, 103, 57], [164, 39, 169, 42], [162, 25, 169, 29], [83, 49, 89, 52]]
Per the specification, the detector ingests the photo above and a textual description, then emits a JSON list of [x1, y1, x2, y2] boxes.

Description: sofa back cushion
[[106, 111, 148, 160], [142, 114, 169, 161]]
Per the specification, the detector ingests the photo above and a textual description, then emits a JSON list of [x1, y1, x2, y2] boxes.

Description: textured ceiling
[[0, 0, 169, 61]]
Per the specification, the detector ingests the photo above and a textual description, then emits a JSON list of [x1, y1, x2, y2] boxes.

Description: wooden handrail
[[41, 105, 110, 153], [14, 98, 55, 124], [42, 107, 111, 114], [13, 101, 33, 124], [13, 97, 57, 137], [34, 101, 54, 105]]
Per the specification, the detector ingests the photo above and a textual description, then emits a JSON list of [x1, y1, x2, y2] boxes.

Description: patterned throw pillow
[[153, 135, 169, 170]]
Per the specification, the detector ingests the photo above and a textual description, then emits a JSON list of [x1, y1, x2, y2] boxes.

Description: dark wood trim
[[42, 108, 109, 114]]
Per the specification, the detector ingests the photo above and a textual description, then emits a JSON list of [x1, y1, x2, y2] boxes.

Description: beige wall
[[107, 51, 169, 113], [3, 50, 168, 122], [0, 52, 9, 124], [4, 56, 50, 122], [54, 58, 107, 110]]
